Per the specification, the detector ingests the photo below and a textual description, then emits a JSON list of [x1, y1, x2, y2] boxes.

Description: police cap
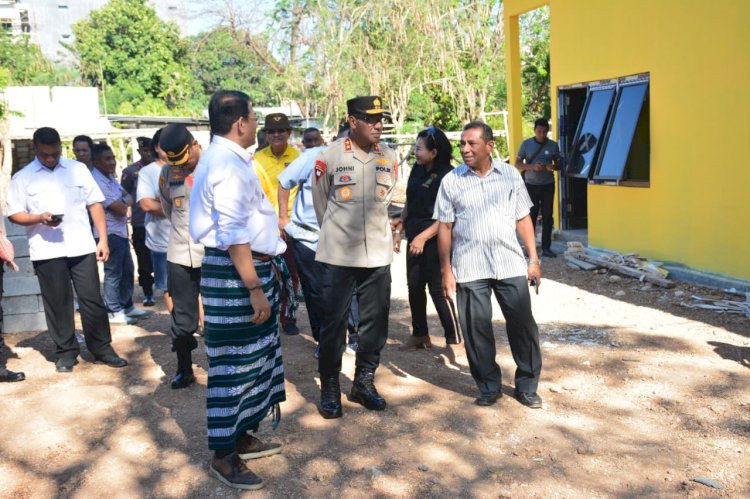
[[159, 124, 194, 166]]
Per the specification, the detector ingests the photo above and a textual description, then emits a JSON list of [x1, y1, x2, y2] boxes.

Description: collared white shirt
[[434, 160, 533, 283], [190, 135, 286, 255], [6, 157, 104, 261], [278, 145, 325, 251], [136, 161, 171, 253], [91, 167, 129, 239]]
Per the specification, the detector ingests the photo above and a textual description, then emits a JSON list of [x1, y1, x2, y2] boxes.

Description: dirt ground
[[1, 249, 748, 498]]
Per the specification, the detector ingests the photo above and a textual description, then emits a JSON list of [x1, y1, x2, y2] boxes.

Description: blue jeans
[[150, 251, 167, 290], [101, 234, 134, 313]]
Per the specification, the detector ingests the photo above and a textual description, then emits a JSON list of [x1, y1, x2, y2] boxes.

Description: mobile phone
[[49, 214, 64, 225], [529, 276, 539, 295]]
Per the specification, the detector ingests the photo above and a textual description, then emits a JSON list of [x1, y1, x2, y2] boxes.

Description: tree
[[0, 29, 75, 87], [520, 7, 551, 120], [188, 27, 276, 106], [70, 0, 198, 115]]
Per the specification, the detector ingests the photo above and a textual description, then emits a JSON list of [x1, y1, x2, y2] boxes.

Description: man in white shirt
[[6, 127, 128, 373], [137, 129, 173, 311], [191, 90, 288, 491]]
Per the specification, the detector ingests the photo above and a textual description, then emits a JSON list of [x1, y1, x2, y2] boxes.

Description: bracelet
[[528, 259, 541, 266], [247, 283, 262, 291]]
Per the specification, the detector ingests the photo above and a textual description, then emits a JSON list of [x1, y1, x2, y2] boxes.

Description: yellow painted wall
[[505, 0, 750, 280]]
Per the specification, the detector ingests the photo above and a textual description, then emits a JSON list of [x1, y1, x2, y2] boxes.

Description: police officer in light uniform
[[312, 96, 400, 419], [158, 124, 205, 389]]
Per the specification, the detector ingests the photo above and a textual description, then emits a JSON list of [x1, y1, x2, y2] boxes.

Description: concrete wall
[[2, 217, 46, 334], [504, 0, 750, 280]]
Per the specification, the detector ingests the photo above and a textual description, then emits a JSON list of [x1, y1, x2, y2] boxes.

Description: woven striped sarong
[[201, 247, 287, 450]]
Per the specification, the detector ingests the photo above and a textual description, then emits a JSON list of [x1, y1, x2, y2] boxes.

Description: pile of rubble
[[563, 242, 674, 289]]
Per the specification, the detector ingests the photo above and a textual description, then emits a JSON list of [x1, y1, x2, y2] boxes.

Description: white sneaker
[[124, 306, 153, 318], [108, 311, 136, 325]]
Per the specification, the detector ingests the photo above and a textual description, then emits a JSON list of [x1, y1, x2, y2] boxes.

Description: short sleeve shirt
[[434, 160, 532, 283], [6, 157, 104, 261], [91, 168, 129, 239], [121, 161, 147, 227], [517, 137, 561, 185], [312, 138, 398, 268], [254, 145, 301, 214], [404, 162, 452, 241], [136, 162, 171, 253]]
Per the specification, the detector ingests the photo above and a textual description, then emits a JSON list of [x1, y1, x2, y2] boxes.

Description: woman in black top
[[398, 126, 461, 350]]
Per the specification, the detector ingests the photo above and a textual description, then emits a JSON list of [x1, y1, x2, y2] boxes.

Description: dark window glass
[[566, 87, 615, 178], [594, 82, 648, 180]]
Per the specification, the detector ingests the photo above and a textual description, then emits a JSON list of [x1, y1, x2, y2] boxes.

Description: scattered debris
[[418, 464, 430, 472], [680, 295, 750, 317], [674, 290, 685, 297], [608, 275, 622, 283], [615, 290, 626, 297], [370, 467, 383, 479], [690, 476, 724, 489], [564, 243, 675, 288]]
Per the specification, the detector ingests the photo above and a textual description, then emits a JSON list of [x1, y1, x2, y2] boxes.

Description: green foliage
[[0, 29, 74, 87], [187, 28, 275, 107], [70, 0, 197, 115], [520, 7, 551, 120]]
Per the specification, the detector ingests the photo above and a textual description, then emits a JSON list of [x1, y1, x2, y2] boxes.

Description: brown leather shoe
[[236, 434, 282, 460], [399, 335, 432, 351], [210, 452, 264, 490]]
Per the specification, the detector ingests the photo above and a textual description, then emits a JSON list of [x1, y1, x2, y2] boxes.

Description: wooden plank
[[564, 255, 599, 270], [576, 253, 676, 288]]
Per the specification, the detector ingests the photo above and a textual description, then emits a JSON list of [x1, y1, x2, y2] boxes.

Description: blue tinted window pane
[[568, 88, 615, 177], [596, 83, 648, 179]]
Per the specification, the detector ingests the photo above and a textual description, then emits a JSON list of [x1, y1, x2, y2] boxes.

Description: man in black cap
[[254, 113, 302, 336], [312, 96, 400, 418], [158, 125, 204, 389], [121, 137, 156, 306]]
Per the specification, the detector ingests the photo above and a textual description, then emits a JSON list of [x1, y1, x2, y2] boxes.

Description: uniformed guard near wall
[[158, 124, 205, 389], [312, 95, 400, 419]]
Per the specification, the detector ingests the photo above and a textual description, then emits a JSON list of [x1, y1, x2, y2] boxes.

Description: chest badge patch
[[376, 172, 392, 185], [339, 186, 353, 200], [339, 174, 352, 183], [174, 198, 182, 209]]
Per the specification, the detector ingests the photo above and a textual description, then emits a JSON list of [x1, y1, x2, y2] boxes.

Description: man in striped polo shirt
[[434, 121, 544, 409]]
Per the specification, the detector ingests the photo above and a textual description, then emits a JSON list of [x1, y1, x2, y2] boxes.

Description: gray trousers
[[456, 275, 542, 396]]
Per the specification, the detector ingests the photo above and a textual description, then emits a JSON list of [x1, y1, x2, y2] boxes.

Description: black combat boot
[[319, 373, 342, 419], [349, 367, 386, 411]]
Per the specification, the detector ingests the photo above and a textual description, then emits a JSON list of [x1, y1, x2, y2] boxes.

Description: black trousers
[[456, 276, 542, 396], [525, 182, 555, 251], [406, 238, 460, 343], [166, 262, 200, 352], [132, 226, 154, 296], [291, 238, 327, 341], [33, 253, 116, 360], [318, 264, 391, 375]]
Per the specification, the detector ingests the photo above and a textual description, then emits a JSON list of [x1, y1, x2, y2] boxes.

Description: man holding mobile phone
[[6, 127, 128, 374]]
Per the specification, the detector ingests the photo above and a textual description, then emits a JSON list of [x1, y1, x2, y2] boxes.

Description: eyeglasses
[[354, 114, 383, 126], [266, 129, 289, 135]]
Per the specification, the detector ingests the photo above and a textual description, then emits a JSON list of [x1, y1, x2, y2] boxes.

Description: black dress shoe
[[474, 392, 500, 406], [319, 374, 342, 419], [171, 371, 196, 389], [94, 354, 128, 368], [56, 358, 79, 373], [349, 368, 386, 411], [514, 390, 543, 409], [0, 369, 26, 382], [541, 249, 557, 258]]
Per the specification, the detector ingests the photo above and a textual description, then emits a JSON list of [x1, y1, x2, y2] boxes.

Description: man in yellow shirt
[[254, 113, 302, 335]]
